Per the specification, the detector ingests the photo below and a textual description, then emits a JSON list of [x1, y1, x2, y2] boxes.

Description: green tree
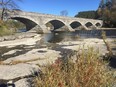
[[75, 11, 98, 19], [97, 0, 116, 27]]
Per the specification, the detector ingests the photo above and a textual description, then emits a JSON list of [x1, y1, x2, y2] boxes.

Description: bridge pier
[[83, 25, 88, 30], [28, 25, 51, 33], [66, 24, 75, 32], [40, 25, 51, 33]]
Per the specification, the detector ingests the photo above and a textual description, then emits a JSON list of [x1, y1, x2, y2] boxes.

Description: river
[[0, 29, 116, 61], [43, 29, 116, 43]]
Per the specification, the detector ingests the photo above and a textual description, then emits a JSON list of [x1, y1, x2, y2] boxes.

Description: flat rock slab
[[0, 33, 39, 42], [0, 63, 40, 80], [3, 48, 61, 65], [0, 34, 41, 47], [14, 78, 33, 87]]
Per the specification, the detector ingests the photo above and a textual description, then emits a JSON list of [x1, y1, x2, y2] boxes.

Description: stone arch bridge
[[8, 10, 103, 33]]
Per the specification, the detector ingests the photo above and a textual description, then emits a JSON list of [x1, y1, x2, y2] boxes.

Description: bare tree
[[0, 0, 22, 20], [60, 10, 68, 16]]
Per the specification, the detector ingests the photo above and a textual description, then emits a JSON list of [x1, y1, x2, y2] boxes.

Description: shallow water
[[43, 29, 116, 43], [0, 29, 116, 61]]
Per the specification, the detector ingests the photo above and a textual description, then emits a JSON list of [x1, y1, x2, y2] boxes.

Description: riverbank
[[0, 33, 116, 87], [0, 32, 39, 42]]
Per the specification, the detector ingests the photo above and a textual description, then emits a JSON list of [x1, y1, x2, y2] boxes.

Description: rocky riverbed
[[0, 32, 116, 87]]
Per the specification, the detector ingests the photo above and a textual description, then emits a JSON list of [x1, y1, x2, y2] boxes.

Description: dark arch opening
[[85, 22, 93, 28], [95, 23, 101, 27], [46, 20, 65, 30], [70, 21, 82, 29], [11, 17, 38, 31]]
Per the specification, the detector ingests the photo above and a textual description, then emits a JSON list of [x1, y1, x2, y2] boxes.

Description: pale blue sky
[[17, 0, 101, 17]]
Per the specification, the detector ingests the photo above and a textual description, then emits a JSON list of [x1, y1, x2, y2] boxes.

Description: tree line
[[75, 0, 116, 28], [75, 11, 99, 19]]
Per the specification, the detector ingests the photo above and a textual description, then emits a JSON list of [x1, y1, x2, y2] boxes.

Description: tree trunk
[[1, 8, 5, 20]]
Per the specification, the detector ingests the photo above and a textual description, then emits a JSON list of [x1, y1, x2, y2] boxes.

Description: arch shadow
[[70, 21, 82, 29], [95, 22, 101, 27], [10, 17, 41, 31], [85, 22, 93, 28], [45, 20, 66, 31]]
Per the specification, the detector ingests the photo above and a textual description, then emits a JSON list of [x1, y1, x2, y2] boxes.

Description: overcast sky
[[17, 0, 101, 17]]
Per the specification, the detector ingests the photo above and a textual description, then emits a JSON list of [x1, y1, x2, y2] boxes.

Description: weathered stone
[[0, 37, 4, 42], [16, 35, 24, 39], [3, 35, 16, 41], [0, 63, 40, 80], [3, 48, 61, 66], [4, 36, 10, 41], [14, 78, 33, 87], [0, 32, 38, 42]]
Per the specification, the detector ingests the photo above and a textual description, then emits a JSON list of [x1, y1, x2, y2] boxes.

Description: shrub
[[0, 26, 13, 36], [0, 20, 15, 36], [34, 48, 115, 87]]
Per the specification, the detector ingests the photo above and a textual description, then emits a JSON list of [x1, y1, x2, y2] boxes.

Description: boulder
[[0, 37, 4, 42], [14, 78, 33, 87], [3, 35, 16, 41]]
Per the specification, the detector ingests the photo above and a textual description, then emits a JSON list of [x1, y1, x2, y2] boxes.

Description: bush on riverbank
[[0, 20, 13, 36], [0, 20, 25, 36], [0, 27, 13, 36], [34, 48, 115, 87]]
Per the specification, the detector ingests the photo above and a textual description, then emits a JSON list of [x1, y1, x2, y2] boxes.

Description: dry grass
[[101, 31, 113, 57], [113, 39, 116, 43], [34, 48, 115, 87], [0, 61, 4, 65]]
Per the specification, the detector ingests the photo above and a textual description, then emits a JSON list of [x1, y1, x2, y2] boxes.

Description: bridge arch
[[45, 19, 66, 31], [10, 16, 42, 31], [85, 22, 93, 28], [95, 22, 102, 28], [70, 21, 82, 29]]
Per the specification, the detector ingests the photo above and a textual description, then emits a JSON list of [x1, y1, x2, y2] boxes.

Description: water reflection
[[43, 30, 116, 43], [43, 32, 65, 43]]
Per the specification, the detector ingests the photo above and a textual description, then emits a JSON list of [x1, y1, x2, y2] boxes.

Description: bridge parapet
[[9, 10, 102, 21]]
